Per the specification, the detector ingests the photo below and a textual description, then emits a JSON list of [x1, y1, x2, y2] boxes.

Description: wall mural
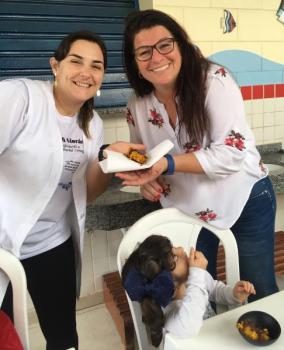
[[222, 9, 236, 33], [277, 0, 284, 23]]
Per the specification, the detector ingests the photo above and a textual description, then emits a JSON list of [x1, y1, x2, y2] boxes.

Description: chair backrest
[[0, 248, 30, 350], [117, 208, 240, 350]]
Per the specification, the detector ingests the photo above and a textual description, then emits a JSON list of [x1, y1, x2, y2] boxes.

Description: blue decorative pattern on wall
[[209, 50, 284, 86]]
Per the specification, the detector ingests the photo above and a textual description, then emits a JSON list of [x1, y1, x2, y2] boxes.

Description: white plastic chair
[[117, 207, 240, 350], [0, 248, 30, 350]]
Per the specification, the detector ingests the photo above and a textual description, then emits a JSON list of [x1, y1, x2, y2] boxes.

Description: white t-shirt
[[164, 267, 240, 338], [20, 113, 87, 259], [126, 65, 267, 229]]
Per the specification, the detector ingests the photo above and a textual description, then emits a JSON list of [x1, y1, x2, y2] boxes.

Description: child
[[122, 235, 256, 347]]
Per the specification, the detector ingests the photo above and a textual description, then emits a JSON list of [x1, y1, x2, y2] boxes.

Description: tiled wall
[[243, 92, 284, 145]]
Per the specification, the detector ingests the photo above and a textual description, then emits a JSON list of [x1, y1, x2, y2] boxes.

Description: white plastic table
[[164, 291, 284, 350]]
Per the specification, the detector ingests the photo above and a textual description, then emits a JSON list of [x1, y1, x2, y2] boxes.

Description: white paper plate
[[99, 139, 174, 173]]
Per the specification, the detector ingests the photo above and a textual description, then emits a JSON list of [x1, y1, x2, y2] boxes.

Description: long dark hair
[[123, 9, 211, 145], [122, 235, 175, 347], [53, 30, 107, 138]]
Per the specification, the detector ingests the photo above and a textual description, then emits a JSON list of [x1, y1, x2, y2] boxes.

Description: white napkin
[[99, 139, 174, 173]]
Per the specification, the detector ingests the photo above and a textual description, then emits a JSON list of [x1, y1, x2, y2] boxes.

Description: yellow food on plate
[[236, 320, 270, 341], [127, 150, 148, 164]]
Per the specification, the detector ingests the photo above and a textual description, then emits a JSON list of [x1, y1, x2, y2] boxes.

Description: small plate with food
[[99, 139, 174, 173], [236, 311, 281, 346]]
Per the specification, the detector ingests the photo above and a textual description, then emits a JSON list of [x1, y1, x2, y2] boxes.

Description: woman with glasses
[[117, 9, 278, 302]]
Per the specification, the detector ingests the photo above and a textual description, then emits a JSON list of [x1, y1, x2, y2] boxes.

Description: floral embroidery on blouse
[[148, 108, 164, 128], [224, 130, 246, 151], [126, 107, 135, 126], [195, 208, 217, 222], [162, 183, 171, 197], [183, 142, 201, 153], [214, 67, 227, 77]]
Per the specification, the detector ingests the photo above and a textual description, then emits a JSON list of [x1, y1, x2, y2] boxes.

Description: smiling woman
[[117, 9, 279, 315], [0, 30, 144, 350]]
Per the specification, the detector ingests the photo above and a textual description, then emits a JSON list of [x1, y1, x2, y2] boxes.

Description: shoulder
[[128, 92, 154, 111], [205, 64, 241, 101], [1, 78, 52, 100], [206, 64, 237, 89], [0, 78, 30, 97]]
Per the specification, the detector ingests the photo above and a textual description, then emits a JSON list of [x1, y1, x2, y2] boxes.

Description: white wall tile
[[251, 100, 264, 114], [108, 238, 121, 257], [275, 111, 284, 125], [102, 115, 117, 128], [244, 100, 252, 115], [253, 128, 264, 144], [107, 229, 123, 241], [275, 125, 284, 139], [263, 98, 275, 113], [116, 115, 128, 127], [116, 127, 130, 142], [91, 230, 108, 260], [275, 98, 284, 112], [108, 255, 119, 272], [263, 112, 274, 127], [93, 257, 109, 291], [103, 128, 117, 144], [246, 114, 252, 128], [81, 234, 95, 297], [263, 126, 274, 141], [252, 114, 263, 128]]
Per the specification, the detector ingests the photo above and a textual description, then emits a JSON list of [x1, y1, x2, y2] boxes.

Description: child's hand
[[189, 248, 208, 270], [233, 281, 256, 303]]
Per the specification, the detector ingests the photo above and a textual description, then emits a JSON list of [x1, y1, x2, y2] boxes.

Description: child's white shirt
[[163, 267, 241, 338]]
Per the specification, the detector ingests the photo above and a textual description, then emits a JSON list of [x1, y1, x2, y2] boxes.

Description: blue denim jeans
[[196, 176, 279, 302]]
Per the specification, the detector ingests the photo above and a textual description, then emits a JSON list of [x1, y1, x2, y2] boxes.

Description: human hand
[[107, 141, 145, 155], [189, 248, 208, 270], [115, 157, 168, 186], [140, 177, 167, 201], [233, 281, 256, 303]]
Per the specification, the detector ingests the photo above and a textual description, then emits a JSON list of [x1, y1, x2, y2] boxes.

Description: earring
[[53, 72, 57, 88], [138, 72, 144, 79], [96, 89, 101, 97]]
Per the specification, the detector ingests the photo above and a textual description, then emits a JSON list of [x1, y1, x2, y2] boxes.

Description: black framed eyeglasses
[[134, 38, 176, 62]]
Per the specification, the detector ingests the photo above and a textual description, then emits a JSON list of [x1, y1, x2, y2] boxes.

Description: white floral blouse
[[125, 65, 267, 229]]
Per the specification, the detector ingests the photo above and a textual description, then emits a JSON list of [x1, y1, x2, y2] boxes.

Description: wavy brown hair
[[53, 30, 107, 138], [123, 9, 212, 145], [122, 235, 175, 347]]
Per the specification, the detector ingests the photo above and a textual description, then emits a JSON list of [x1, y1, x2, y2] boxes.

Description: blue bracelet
[[163, 154, 175, 175]]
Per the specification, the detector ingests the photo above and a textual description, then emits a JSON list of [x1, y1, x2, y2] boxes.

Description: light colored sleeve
[[164, 267, 209, 338], [125, 95, 143, 144], [205, 270, 241, 306], [89, 110, 104, 160], [0, 80, 29, 154], [194, 70, 255, 180]]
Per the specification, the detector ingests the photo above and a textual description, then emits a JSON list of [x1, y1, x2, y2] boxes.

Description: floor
[[29, 276, 284, 350]]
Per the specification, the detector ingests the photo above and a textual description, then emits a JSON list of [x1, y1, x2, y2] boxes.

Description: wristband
[[98, 144, 110, 161], [162, 154, 175, 175]]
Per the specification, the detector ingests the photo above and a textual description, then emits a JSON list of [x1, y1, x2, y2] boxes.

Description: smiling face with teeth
[[50, 39, 105, 116], [134, 26, 182, 95]]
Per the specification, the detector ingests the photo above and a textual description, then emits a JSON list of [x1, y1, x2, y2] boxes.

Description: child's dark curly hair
[[121, 235, 175, 347]]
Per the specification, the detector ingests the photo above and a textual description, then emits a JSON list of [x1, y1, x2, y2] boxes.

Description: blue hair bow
[[123, 267, 174, 307]]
